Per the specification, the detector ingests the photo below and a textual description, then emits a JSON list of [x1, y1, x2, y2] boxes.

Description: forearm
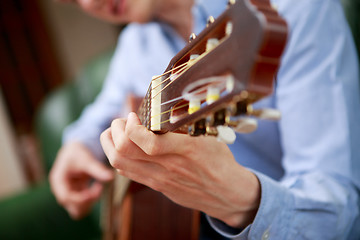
[[208, 171, 359, 239]]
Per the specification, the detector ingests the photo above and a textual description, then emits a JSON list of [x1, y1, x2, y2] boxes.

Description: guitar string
[[143, 62, 193, 126], [150, 46, 216, 100], [139, 4, 209, 123], [150, 118, 171, 130], [145, 55, 218, 128], [149, 103, 189, 121], [139, 63, 189, 122], [148, 34, 224, 107], [147, 79, 229, 129], [150, 80, 226, 120], [151, 62, 189, 86], [151, 62, 188, 81], [145, 35, 230, 128], [147, 103, 189, 129], [150, 63, 190, 92], [151, 63, 192, 100], [145, 65, 191, 128], [139, 63, 190, 126]]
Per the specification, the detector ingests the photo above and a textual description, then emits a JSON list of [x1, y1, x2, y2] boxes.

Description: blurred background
[[0, 0, 119, 197], [0, 1, 120, 239]]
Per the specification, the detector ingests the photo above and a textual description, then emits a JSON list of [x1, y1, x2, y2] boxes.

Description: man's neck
[[156, 0, 194, 40]]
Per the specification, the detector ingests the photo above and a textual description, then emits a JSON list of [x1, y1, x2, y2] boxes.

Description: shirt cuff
[[207, 170, 294, 239]]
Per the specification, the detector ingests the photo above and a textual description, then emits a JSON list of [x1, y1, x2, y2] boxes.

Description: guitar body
[[116, 182, 199, 240], [102, 95, 200, 240]]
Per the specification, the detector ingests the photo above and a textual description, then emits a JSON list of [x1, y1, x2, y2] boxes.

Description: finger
[[51, 163, 103, 206], [116, 158, 167, 193], [81, 155, 114, 182], [110, 118, 149, 160], [49, 160, 73, 205], [101, 128, 131, 169], [101, 127, 160, 173], [100, 128, 118, 165], [65, 205, 82, 220], [101, 126, 163, 188], [86, 181, 104, 200], [125, 112, 192, 156], [65, 181, 103, 206], [52, 178, 89, 209], [65, 195, 93, 220]]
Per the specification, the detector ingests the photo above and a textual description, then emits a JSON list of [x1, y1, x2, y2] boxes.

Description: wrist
[[221, 169, 261, 228]]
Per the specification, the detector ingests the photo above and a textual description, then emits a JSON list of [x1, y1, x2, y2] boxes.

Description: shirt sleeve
[[62, 22, 184, 161], [62, 30, 133, 161], [209, 0, 360, 239]]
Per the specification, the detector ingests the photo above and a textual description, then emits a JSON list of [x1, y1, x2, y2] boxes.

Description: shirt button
[[262, 229, 270, 240]]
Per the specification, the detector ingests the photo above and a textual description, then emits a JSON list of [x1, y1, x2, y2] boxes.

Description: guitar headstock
[[138, 0, 288, 141]]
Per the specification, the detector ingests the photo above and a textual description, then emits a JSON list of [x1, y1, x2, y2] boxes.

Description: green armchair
[[36, 50, 113, 173], [0, 50, 113, 240], [342, 0, 360, 61]]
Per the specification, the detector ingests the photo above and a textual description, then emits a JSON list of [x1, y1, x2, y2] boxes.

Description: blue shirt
[[63, 0, 360, 239]]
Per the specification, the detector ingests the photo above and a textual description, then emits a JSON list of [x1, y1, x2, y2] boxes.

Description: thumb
[[83, 157, 114, 182], [127, 112, 142, 125]]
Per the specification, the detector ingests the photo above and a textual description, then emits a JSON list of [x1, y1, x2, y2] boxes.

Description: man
[[52, 0, 360, 239], [50, 0, 201, 219]]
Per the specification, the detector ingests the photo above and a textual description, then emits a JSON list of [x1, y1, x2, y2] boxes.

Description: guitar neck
[[137, 0, 287, 135]]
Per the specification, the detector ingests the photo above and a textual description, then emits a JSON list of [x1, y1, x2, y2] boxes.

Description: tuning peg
[[204, 109, 226, 132], [206, 86, 220, 105], [225, 21, 233, 36], [247, 105, 281, 121], [207, 16, 215, 27], [216, 126, 236, 144], [189, 54, 200, 61], [271, 3, 278, 11], [228, 117, 258, 133], [188, 98, 201, 114], [227, 0, 236, 7], [189, 119, 206, 136], [206, 38, 219, 52], [189, 33, 196, 42], [205, 126, 236, 144]]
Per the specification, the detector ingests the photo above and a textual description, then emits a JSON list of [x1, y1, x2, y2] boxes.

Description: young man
[[52, 0, 360, 239], [50, 0, 200, 219]]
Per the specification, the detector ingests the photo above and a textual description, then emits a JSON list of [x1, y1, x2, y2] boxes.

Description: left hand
[[100, 112, 261, 228]]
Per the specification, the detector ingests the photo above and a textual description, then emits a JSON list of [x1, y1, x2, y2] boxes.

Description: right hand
[[49, 142, 114, 219]]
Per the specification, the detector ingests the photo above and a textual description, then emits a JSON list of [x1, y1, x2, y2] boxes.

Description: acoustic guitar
[[102, 0, 288, 239]]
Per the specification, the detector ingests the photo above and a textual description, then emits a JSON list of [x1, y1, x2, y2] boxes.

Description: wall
[[38, 0, 119, 80], [0, 1, 119, 198], [0, 89, 27, 199]]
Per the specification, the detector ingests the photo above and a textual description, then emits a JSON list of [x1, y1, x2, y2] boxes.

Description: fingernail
[[128, 112, 137, 120], [128, 112, 140, 124], [105, 171, 114, 179]]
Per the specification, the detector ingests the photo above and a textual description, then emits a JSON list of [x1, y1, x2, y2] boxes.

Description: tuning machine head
[[227, 0, 236, 7], [189, 33, 196, 43], [206, 125, 236, 144], [188, 118, 206, 136], [247, 106, 281, 121], [207, 16, 215, 27], [227, 117, 258, 134]]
